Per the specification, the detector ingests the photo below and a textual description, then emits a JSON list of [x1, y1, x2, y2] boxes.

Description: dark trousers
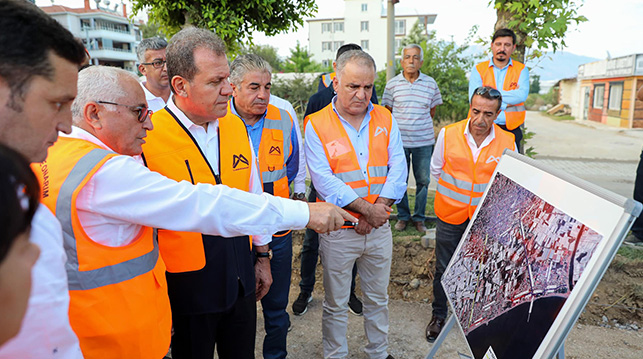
[[397, 145, 434, 223], [299, 184, 358, 295], [632, 148, 643, 240], [432, 217, 469, 319], [498, 124, 523, 153], [171, 288, 256, 359], [261, 232, 293, 359]]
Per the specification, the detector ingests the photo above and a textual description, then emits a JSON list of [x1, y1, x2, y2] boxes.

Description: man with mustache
[[469, 28, 529, 152], [305, 50, 407, 359], [228, 54, 300, 359], [425, 86, 516, 342], [382, 44, 442, 234], [137, 37, 170, 112]]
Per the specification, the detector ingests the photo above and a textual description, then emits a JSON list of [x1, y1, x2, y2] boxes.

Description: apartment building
[[307, 0, 436, 69], [41, 0, 141, 72]]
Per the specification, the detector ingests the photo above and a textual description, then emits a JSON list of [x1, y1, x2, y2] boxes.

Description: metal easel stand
[[424, 315, 566, 359]]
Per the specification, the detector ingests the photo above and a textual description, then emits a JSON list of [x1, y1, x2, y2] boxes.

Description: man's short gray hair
[[229, 54, 272, 86], [336, 50, 376, 78], [71, 66, 137, 125], [166, 27, 226, 93], [401, 44, 423, 60], [136, 37, 167, 63]]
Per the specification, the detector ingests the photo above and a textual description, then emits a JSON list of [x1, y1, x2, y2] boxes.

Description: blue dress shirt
[[304, 97, 408, 208], [230, 99, 299, 183], [468, 57, 530, 125]]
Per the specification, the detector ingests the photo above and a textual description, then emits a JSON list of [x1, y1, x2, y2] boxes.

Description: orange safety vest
[[308, 103, 391, 219], [321, 72, 336, 88], [434, 120, 515, 225], [476, 60, 527, 130], [253, 103, 293, 198], [32, 138, 171, 359], [141, 107, 253, 273]]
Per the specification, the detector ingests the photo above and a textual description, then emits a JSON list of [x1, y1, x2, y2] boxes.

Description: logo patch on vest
[[233, 154, 250, 171], [486, 155, 501, 164], [374, 126, 388, 137], [269, 146, 282, 155], [325, 139, 351, 159]]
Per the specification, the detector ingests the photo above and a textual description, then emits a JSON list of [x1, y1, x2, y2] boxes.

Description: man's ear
[[230, 82, 238, 97], [138, 64, 147, 77], [172, 76, 188, 98], [84, 102, 103, 131], [332, 75, 339, 90]]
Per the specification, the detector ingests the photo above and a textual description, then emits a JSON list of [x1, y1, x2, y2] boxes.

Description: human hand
[[255, 257, 272, 301], [354, 220, 373, 235], [306, 202, 358, 233], [364, 203, 392, 228]]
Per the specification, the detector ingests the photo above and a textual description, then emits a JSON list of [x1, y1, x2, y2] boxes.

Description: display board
[[441, 151, 641, 359]]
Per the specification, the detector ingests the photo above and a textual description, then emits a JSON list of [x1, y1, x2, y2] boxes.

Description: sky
[[37, 0, 643, 60]]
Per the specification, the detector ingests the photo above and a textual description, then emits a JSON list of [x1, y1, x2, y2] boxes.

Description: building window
[[322, 59, 332, 67], [361, 21, 369, 32], [394, 39, 402, 53], [333, 41, 344, 51], [334, 22, 344, 32], [394, 20, 406, 35], [322, 41, 332, 51], [593, 85, 605, 109], [608, 83, 623, 110], [361, 40, 369, 50], [322, 22, 332, 33], [361, 3, 368, 12]]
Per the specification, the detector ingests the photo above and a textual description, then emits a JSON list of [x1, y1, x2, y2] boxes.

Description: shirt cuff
[[273, 196, 311, 229], [252, 234, 271, 246], [294, 182, 306, 193]]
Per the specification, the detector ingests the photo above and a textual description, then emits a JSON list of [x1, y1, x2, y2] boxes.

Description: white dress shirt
[[430, 120, 516, 180], [0, 205, 83, 359], [140, 82, 167, 113], [66, 126, 308, 248], [270, 94, 306, 194]]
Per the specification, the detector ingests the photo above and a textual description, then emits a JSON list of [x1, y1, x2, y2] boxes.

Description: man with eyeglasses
[[469, 28, 529, 153], [137, 37, 170, 112], [30, 65, 355, 359], [425, 86, 516, 342]]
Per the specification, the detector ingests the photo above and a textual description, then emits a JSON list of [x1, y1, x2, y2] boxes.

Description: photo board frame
[[440, 150, 641, 359]]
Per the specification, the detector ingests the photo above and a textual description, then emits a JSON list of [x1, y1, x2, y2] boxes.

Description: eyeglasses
[[96, 101, 152, 123], [474, 86, 501, 99], [141, 59, 166, 69]]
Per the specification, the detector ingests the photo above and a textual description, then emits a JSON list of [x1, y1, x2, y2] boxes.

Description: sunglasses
[[96, 101, 152, 123], [474, 87, 501, 98], [141, 59, 166, 69]]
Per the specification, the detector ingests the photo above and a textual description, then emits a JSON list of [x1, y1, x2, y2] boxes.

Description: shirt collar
[[62, 127, 146, 164], [166, 95, 215, 131], [141, 82, 161, 101], [488, 56, 513, 70], [330, 95, 374, 131]]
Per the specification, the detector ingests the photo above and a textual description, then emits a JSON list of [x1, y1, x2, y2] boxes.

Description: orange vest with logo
[[476, 60, 527, 130], [255, 103, 293, 199], [141, 107, 252, 273], [434, 120, 515, 225], [32, 137, 171, 359], [308, 103, 391, 219]]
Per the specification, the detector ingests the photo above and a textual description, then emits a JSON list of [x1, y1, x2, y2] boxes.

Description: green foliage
[[530, 74, 541, 94], [245, 44, 283, 72], [396, 22, 482, 124], [490, 0, 587, 63], [139, 21, 164, 39], [270, 73, 317, 120], [282, 41, 327, 73], [522, 126, 537, 158], [131, 0, 318, 55]]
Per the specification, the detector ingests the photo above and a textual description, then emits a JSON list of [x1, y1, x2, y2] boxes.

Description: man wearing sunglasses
[[425, 86, 516, 342], [31, 65, 355, 359], [469, 28, 529, 152], [137, 37, 170, 112]]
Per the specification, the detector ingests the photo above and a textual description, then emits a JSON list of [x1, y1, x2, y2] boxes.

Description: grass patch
[[542, 112, 575, 121], [616, 244, 643, 262], [391, 188, 436, 241]]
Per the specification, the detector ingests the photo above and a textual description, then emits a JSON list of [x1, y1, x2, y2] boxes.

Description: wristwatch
[[292, 192, 306, 201], [255, 249, 273, 260]]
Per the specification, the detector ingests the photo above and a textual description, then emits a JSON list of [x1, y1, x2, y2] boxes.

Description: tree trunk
[[495, 7, 526, 63]]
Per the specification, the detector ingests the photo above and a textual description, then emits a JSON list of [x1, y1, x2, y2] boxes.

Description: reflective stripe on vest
[[259, 105, 293, 197], [476, 60, 526, 130], [56, 149, 159, 290], [322, 72, 335, 88]]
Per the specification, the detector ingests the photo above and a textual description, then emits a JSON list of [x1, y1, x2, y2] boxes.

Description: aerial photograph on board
[[442, 173, 604, 359]]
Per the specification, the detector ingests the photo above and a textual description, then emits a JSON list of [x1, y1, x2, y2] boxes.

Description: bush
[[270, 74, 318, 121]]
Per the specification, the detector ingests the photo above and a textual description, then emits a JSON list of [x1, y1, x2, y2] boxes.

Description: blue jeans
[[261, 231, 293, 359], [432, 217, 469, 319], [397, 145, 433, 223]]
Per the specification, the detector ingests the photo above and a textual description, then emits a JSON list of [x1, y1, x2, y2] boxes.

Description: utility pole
[[386, 0, 399, 81]]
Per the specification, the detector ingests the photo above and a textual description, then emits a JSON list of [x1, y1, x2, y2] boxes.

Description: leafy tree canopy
[[131, 0, 317, 54], [282, 41, 328, 73], [244, 44, 284, 72]]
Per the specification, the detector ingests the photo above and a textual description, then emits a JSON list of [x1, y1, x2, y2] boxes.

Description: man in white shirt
[[32, 65, 353, 358], [137, 37, 170, 112], [426, 86, 515, 342], [0, 1, 86, 357]]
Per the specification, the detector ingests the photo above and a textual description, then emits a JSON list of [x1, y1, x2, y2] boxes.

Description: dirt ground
[[254, 231, 643, 358]]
